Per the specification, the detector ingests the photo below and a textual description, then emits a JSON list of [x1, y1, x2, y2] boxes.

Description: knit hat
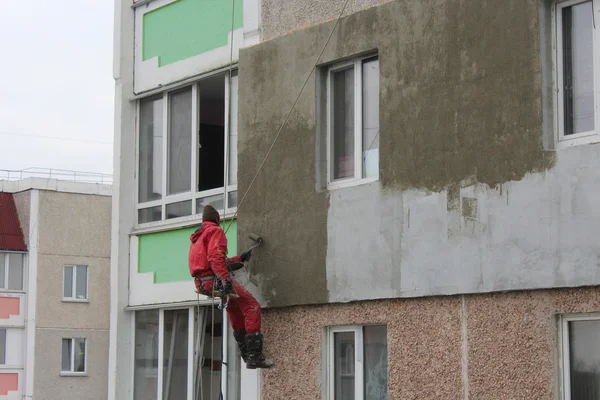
[[202, 205, 220, 223]]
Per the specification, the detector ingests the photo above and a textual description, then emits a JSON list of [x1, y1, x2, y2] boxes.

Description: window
[[63, 265, 88, 301], [0, 252, 24, 291], [61, 338, 86, 374], [327, 325, 388, 400], [560, 314, 600, 399], [0, 328, 5, 365], [133, 306, 241, 400], [555, 0, 599, 146], [327, 56, 379, 189], [137, 71, 239, 224]]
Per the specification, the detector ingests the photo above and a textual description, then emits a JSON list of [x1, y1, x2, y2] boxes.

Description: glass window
[[0, 328, 6, 365], [168, 87, 193, 195], [134, 310, 159, 400], [362, 58, 380, 179], [332, 67, 355, 180], [334, 331, 355, 400], [0, 254, 5, 289], [7, 253, 23, 290], [61, 338, 86, 373], [166, 200, 192, 220], [138, 206, 162, 224], [229, 72, 239, 186], [561, 0, 594, 136], [139, 95, 164, 203], [364, 325, 388, 400], [566, 319, 600, 398], [163, 309, 189, 400], [198, 76, 225, 192], [63, 265, 87, 300]]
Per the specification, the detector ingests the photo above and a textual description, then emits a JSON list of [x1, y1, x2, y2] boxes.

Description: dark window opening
[[198, 76, 225, 192]]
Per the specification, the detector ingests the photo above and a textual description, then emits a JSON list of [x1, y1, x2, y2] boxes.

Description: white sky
[[0, 1, 115, 176]]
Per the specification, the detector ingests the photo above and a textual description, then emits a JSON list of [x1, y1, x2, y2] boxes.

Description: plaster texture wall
[[260, 0, 393, 41], [33, 329, 109, 400], [37, 191, 111, 258], [11, 191, 30, 247], [260, 286, 600, 399], [36, 254, 110, 330], [238, 0, 600, 308]]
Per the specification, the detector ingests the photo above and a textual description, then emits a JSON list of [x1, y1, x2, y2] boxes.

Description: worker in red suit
[[189, 205, 274, 369]]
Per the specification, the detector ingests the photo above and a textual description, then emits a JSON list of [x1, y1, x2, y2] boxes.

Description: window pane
[[562, 1, 594, 135], [73, 338, 86, 372], [334, 332, 355, 400], [138, 206, 162, 224], [0, 254, 5, 289], [139, 95, 164, 202], [163, 309, 188, 400], [333, 68, 355, 180], [362, 59, 379, 179], [198, 76, 225, 192], [165, 200, 192, 220], [61, 339, 71, 371], [228, 191, 238, 209], [229, 73, 238, 186], [0, 328, 6, 364], [64, 266, 73, 298], [569, 320, 600, 398], [364, 326, 388, 400], [7, 253, 23, 290], [168, 87, 193, 195], [134, 310, 159, 400], [196, 194, 224, 214], [76, 266, 87, 300]]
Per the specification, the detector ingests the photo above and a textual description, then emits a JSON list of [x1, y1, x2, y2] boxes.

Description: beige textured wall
[[260, 0, 393, 40], [33, 329, 109, 400], [12, 190, 30, 246], [260, 287, 600, 399], [36, 254, 110, 330]]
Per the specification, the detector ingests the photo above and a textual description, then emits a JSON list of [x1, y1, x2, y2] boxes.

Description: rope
[[224, 0, 351, 235]]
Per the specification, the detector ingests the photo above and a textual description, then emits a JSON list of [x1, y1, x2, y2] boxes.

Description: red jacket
[[189, 222, 241, 282]]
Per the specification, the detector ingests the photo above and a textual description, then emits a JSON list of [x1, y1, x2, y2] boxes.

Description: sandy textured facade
[[261, 287, 600, 399]]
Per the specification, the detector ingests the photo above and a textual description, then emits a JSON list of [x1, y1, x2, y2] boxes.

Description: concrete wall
[[260, 286, 600, 399], [12, 191, 30, 247], [34, 190, 111, 399], [237, 0, 600, 308], [33, 329, 109, 400]]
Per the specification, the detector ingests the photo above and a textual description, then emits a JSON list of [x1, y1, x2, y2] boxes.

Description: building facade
[[113, 0, 600, 399], [0, 178, 111, 400]]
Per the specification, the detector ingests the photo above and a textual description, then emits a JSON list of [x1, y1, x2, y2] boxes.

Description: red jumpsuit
[[188, 222, 261, 333]]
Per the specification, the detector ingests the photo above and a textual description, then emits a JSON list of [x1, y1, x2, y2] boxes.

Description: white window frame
[[60, 337, 87, 376], [62, 265, 89, 302], [554, 0, 600, 149], [559, 313, 600, 400], [326, 55, 379, 190], [327, 325, 365, 400], [0, 251, 25, 292], [135, 70, 239, 229]]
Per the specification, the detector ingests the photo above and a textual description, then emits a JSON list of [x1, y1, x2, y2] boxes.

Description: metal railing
[[0, 168, 113, 185]]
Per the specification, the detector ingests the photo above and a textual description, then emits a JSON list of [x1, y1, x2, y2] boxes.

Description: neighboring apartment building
[[0, 177, 111, 400], [112, 0, 600, 400]]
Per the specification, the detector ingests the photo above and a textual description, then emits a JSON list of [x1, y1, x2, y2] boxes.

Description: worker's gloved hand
[[240, 249, 252, 262], [220, 279, 233, 295]]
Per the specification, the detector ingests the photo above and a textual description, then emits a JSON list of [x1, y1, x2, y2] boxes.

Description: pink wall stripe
[[0, 373, 18, 396], [0, 297, 20, 319]]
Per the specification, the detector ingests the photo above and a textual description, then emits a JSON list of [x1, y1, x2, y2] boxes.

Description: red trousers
[[200, 279, 261, 333]]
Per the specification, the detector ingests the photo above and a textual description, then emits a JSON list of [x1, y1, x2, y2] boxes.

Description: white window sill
[[0, 289, 25, 295], [556, 132, 600, 150], [60, 372, 88, 377], [133, 209, 238, 235], [61, 298, 89, 303], [327, 177, 379, 191]]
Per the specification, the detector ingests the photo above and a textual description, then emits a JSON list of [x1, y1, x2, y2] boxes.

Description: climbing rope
[[223, 0, 352, 236]]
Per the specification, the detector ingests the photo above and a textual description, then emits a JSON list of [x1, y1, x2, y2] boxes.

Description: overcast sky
[[0, 1, 114, 177]]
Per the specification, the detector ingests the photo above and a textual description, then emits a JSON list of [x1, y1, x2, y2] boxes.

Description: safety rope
[[223, 0, 351, 235]]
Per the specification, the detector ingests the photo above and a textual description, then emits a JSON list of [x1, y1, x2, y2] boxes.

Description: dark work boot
[[245, 332, 274, 369], [233, 329, 249, 363]]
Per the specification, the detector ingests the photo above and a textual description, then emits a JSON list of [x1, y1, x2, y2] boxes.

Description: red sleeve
[[227, 255, 242, 263], [206, 227, 231, 281]]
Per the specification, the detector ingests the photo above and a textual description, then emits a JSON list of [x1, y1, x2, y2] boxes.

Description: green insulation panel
[[138, 220, 237, 284], [142, 0, 243, 67]]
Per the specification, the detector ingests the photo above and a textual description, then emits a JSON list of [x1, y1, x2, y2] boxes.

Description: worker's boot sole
[[246, 358, 274, 369]]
